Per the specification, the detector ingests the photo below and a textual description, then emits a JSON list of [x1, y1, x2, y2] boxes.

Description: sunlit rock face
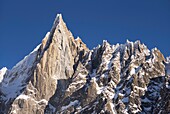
[[0, 14, 169, 114]]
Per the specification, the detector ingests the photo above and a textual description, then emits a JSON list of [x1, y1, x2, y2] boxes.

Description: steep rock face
[[0, 14, 170, 114]]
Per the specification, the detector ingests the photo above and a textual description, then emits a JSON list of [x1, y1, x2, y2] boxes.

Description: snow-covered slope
[[0, 14, 170, 114], [0, 44, 41, 111]]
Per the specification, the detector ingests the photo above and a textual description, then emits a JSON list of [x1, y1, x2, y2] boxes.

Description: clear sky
[[0, 0, 170, 69]]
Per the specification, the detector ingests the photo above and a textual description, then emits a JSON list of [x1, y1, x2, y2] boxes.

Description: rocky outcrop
[[0, 14, 169, 114]]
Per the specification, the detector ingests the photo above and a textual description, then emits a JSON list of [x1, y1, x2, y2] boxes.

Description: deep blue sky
[[0, 0, 170, 69]]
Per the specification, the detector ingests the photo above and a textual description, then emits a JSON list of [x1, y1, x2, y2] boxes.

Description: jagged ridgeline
[[0, 14, 170, 114]]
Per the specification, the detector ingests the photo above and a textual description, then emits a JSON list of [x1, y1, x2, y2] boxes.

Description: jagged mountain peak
[[54, 14, 62, 24], [0, 14, 170, 114]]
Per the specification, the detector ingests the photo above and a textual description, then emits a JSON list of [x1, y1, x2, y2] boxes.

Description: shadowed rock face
[[0, 14, 169, 114]]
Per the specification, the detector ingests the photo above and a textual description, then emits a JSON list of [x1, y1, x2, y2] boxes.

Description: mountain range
[[0, 14, 170, 114]]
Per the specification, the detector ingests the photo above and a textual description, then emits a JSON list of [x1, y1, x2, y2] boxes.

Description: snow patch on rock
[[0, 67, 7, 83], [61, 100, 79, 111]]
